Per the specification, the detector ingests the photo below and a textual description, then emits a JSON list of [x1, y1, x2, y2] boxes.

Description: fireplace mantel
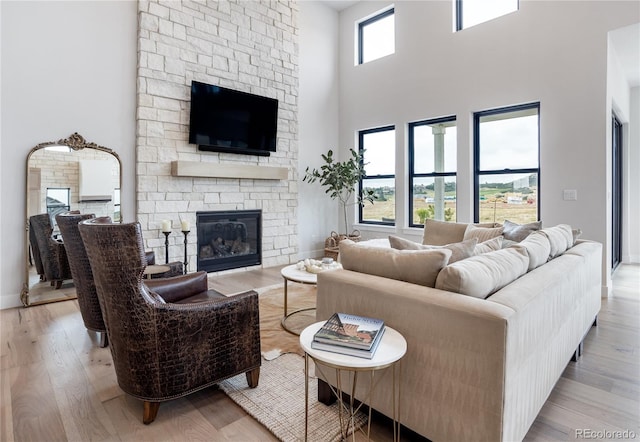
[[171, 161, 288, 180]]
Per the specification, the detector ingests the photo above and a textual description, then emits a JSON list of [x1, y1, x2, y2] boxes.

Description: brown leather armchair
[[78, 217, 261, 424], [29, 213, 73, 289], [55, 212, 108, 347]]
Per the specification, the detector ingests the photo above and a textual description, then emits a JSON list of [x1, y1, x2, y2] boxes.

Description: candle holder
[[162, 231, 170, 264], [182, 230, 190, 274]]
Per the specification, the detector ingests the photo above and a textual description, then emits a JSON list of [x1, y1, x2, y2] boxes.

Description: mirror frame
[[21, 132, 122, 307]]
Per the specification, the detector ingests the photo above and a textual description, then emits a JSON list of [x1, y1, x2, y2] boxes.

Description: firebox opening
[[196, 210, 261, 273]]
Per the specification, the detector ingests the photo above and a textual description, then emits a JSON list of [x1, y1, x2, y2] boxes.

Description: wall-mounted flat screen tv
[[189, 81, 278, 156]]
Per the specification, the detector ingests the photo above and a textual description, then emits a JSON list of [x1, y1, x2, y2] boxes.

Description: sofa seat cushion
[[503, 220, 542, 242], [389, 235, 477, 263], [435, 246, 529, 299], [339, 239, 452, 287]]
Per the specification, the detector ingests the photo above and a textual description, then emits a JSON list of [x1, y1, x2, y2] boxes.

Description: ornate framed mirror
[[21, 133, 122, 306]]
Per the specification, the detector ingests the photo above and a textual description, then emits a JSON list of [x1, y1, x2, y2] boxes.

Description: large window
[[474, 103, 539, 224], [409, 117, 457, 226], [358, 8, 395, 65], [455, 0, 518, 31], [359, 126, 396, 224]]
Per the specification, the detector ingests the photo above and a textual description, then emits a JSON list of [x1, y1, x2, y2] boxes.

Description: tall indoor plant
[[303, 148, 376, 238]]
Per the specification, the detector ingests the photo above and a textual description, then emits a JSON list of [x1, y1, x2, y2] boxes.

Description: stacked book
[[311, 313, 386, 359]]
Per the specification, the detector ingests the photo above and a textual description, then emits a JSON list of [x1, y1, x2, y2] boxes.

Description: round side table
[[280, 263, 341, 335], [300, 321, 407, 442], [143, 264, 171, 279]]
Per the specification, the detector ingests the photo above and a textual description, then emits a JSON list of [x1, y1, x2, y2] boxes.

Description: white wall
[[337, 0, 639, 291], [626, 87, 640, 263], [298, 1, 340, 258], [0, 0, 137, 308]]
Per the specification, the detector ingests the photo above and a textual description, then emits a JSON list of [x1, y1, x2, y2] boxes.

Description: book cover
[[313, 313, 385, 350], [310, 326, 386, 359]]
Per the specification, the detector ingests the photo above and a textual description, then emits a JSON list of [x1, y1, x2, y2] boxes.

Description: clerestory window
[[358, 7, 395, 65], [455, 0, 518, 31]]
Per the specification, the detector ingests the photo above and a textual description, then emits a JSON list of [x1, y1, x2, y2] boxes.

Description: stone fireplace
[[135, 0, 299, 272], [197, 210, 261, 273]]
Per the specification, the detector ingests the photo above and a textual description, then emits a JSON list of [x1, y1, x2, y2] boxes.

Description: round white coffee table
[[300, 321, 407, 442], [280, 263, 341, 335]]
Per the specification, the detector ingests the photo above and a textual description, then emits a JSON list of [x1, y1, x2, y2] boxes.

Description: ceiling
[[320, 0, 358, 11]]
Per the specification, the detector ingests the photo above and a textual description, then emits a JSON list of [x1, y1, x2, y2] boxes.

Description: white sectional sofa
[[315, 220, 602, 442]]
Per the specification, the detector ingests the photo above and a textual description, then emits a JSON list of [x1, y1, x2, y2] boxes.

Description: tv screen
[[189, 81, 278, 156]]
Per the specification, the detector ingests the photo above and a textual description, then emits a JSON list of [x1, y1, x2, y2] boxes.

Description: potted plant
[[303, 148, 376, 245]]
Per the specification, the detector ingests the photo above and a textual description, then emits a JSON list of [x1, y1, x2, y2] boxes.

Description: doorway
[[612, 114, 623, 270]]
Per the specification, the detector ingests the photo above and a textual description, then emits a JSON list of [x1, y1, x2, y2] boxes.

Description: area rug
[[256, 283, 317, 359], [220, 353, 367, 442]]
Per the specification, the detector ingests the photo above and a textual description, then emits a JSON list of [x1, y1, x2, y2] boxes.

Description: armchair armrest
[[150, 290, 261, 398], [145, 271, 209, 303]]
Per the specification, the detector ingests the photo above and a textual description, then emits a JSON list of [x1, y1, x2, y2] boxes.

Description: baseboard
[[0, 294, 23, 310]]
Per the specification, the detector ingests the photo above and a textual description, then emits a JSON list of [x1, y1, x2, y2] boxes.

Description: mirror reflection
[[22, 133, 121, 306]]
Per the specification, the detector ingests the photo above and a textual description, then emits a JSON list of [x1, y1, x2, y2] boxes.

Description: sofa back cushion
[[340, 239, 452, 287], [435, 246, 529, 298], [517, 231, 551, 270], [540, 224, 574, 259], [389, 235, 477, 264]]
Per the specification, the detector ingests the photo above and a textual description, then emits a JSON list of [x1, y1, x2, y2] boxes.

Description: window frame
[[358, 125, 396, 225], [473, 102, 541, 223], [358, 7, 395, 65], [408, 116, 458, 228]]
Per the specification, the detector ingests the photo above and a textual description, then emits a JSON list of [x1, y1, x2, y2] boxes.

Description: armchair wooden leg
[[143, 401, 160, 425], [246, 367, 260, 388]]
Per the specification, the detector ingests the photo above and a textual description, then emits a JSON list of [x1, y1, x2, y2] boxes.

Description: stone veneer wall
[[136, 0, 299, 271]]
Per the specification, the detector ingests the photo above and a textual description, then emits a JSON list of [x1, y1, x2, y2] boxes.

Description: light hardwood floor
[[1, 264, 638, 441]]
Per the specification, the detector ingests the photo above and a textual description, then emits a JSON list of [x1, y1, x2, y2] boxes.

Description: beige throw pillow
[[474, 236, 504, 254], [540, 224, 574, 259], [389, 235, 477, 264], [422, 219, 499, 246], [422, 220, 470, 245], [340, 239, 452, 287], [517, 231, 551, 270], [503, 219, 542, 242], [463, 224, 504, 243], [435, 246, 530, 299]]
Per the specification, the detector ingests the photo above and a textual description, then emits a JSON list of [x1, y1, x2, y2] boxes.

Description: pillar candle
[[161, 220, 171, 232], [181, 220, 190, 231]]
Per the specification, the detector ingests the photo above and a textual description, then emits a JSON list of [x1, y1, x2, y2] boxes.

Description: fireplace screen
[[196, 210, 261, 273]]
